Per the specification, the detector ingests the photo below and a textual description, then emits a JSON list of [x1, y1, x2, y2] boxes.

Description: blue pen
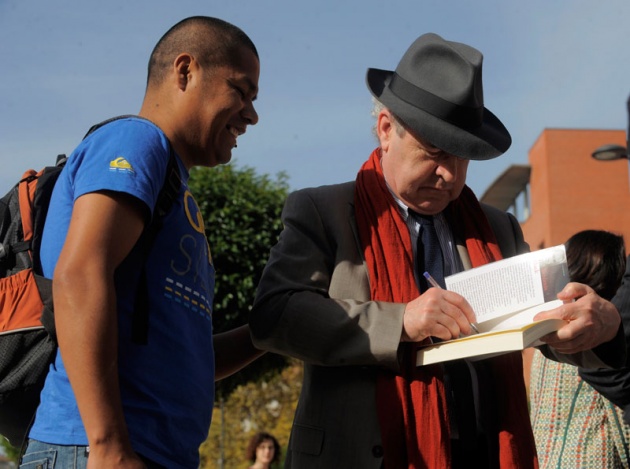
[[423, 271, 480, 334]]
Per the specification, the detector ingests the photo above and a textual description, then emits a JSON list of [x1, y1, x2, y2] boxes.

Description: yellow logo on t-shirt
[[109, 157, 134, 173]]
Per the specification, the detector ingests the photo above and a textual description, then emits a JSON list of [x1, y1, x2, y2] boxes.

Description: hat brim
[[366, 68, 511, 160]]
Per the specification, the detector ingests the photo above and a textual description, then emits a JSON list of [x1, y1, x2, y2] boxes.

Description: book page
[[474, 299, 564, 333], [445, 245, 569, 324]]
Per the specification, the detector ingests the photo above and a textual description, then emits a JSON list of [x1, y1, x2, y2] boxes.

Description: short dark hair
[[147, 16, 258, 86], [565, 229, 626, 301], [245, 431, 281, 464]]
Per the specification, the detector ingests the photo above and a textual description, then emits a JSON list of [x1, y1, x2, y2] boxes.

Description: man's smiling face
[[181, 45, 260, 168]]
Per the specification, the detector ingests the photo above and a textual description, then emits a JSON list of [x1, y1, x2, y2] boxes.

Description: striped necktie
[[411, 212, 444, 292]]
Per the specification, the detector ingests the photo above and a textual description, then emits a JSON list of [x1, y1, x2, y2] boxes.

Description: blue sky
[[1, 0, 629, 198]]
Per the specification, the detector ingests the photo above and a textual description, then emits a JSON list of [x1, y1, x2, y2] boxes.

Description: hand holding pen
[[423, 271, 480, 335]]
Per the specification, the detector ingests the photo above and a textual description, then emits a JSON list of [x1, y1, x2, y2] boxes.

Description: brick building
[[481, 128, 629, 250]]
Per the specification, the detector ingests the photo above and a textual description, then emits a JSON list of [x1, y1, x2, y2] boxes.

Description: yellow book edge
[[416, 318, 566, 366]]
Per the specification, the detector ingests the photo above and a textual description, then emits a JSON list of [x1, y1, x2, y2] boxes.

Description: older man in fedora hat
[[250, 33, 624, 468]]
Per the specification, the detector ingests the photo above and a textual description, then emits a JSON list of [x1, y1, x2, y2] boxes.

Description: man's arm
[[214, 324, 265, 381], [54, 191, 147, 468], [250, 186, 406, 371]]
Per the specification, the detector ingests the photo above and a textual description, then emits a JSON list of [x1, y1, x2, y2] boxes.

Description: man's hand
[[401, 288, 477, 342], [86, 445, 147, 469], [534, 282, 621, 354]]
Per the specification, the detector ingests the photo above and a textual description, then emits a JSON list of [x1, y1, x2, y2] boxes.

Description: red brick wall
[[521, 128, 630, 252]]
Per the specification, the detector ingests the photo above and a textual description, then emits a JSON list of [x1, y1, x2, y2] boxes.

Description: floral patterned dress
[[530, 349, 630, 468]]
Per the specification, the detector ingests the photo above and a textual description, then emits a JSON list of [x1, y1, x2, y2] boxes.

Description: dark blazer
[[250, 181, 620, 468]]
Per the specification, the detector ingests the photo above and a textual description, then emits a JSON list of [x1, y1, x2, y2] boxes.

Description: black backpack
[[0, 116, 180, 447]]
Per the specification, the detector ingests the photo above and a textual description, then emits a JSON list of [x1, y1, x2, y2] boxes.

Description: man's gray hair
[[371, 98, 405, 138]]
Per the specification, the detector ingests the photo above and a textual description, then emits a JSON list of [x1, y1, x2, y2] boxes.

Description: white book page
[[445, 245, 568, 324], [474, 299, 564, 333]]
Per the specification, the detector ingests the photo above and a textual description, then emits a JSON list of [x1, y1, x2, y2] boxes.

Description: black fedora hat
[[366, 33, 511, 160]]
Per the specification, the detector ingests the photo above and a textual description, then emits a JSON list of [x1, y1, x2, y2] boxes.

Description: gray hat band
[[389, 72, 483, 130]]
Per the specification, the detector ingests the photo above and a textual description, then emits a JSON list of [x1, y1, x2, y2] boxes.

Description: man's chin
[[214, 149, 233, 166], [416, 189, 463, 214], [410, 198, 450, 215]]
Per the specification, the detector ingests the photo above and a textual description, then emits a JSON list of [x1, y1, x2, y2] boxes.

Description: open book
[[416, 245, 570, 366]]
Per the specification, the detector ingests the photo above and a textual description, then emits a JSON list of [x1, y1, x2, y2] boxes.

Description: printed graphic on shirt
[[183, 189, 213, 264], [109, 156, 135, 174], [161, 187, 215, 320], [163, 277, 212, 320]]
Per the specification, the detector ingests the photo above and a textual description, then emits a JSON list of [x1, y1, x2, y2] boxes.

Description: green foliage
[[0, 437, 20, 463], [188, 163, 290, 397]]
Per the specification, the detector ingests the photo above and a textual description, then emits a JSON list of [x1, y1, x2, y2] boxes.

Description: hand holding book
[[530, 282, 622, 355], [417, 245, 571, 365]]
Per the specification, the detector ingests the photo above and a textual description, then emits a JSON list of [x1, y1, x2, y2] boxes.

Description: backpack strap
[[83, 114, 138, 139], [131, 149, 181, 345], [7, 170, 43, 263], [8, 156, 68, 267], [18, 170, 38, 251]]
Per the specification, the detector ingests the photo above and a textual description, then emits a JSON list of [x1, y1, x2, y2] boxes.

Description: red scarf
[[355, 149, 538, 468]]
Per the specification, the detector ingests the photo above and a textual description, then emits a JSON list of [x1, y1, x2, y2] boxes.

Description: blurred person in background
[[246, 432, 281, 469]]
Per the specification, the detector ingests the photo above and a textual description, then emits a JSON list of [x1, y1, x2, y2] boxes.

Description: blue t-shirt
[[30, 117, 216, 469]]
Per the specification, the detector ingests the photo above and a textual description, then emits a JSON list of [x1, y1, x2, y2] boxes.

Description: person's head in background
[[565, 230, 626, 301], [246, 431, 281, 468]]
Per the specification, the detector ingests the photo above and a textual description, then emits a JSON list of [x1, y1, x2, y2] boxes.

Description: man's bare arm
[[214, 324, 265, 381], [54, 191, 147, 468]]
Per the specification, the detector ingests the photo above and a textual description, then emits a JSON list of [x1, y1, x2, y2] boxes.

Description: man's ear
[[377, 110, 393, 153], [174, 53, 195, 91]]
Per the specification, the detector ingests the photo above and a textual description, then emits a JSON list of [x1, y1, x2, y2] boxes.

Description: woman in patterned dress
[[529, 230, 629, 468]]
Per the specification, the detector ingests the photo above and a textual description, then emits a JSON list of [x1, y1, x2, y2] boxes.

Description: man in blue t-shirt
[[20, 16, 264, 469]]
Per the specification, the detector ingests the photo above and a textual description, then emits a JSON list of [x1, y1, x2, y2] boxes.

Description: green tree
[[0, 437, 19, 463], [188, 163, 291, 397]]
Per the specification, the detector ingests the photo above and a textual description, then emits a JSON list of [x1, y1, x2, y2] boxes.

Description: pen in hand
[[423, 271, 480, 335]]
